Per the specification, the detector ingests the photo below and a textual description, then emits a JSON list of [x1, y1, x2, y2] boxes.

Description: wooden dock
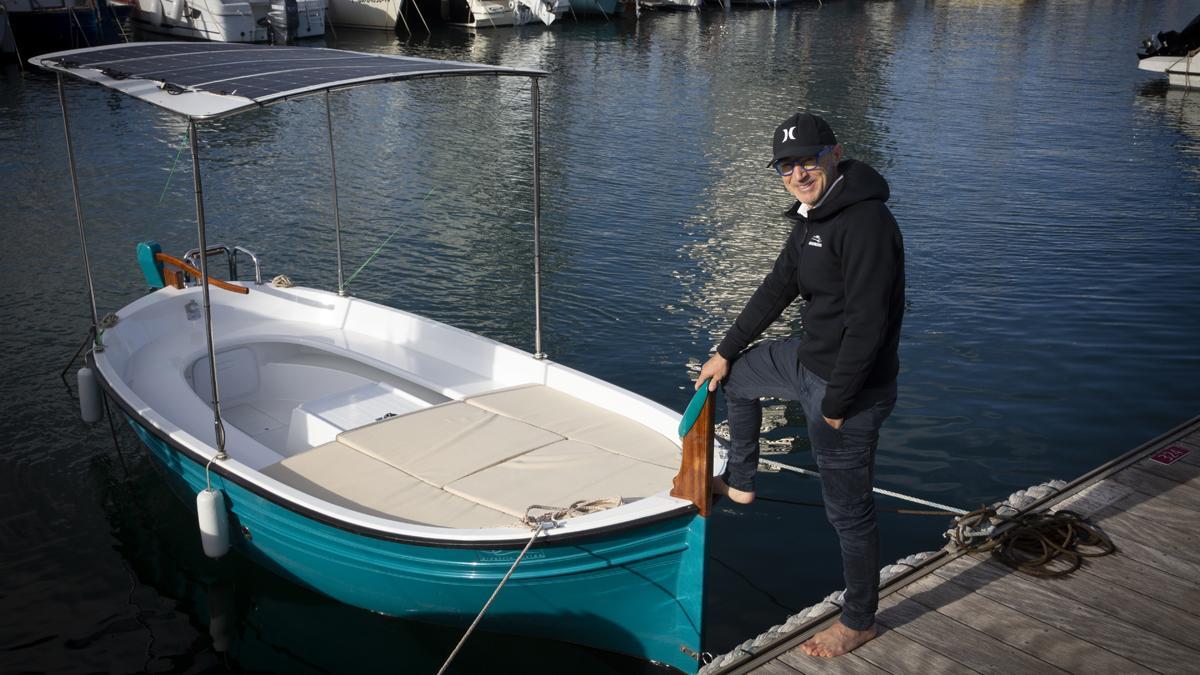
[[722, 416, 1200, 675]]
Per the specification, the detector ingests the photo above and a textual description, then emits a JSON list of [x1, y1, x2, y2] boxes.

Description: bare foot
[[712, 476, 755, 504], [799, 622, 877, 658]]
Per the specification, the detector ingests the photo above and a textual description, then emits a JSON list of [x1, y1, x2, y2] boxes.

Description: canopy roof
[[33, 42, 545, 120]]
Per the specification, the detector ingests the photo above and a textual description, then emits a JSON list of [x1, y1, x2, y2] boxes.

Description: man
[[696, 112, 904, 658]]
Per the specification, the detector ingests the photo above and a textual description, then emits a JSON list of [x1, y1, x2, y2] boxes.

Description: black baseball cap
[[769, 112, 838, 167]]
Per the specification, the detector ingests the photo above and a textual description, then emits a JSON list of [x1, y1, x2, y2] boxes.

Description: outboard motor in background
[[1139, 13, 1200, 59], [265, 0, 299, 45]]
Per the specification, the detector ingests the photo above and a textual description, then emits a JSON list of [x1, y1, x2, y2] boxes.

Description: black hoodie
[[716, 159, 905, 419]]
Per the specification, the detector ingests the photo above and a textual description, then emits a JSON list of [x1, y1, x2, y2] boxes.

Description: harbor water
[[3, 1, 1199, 671]]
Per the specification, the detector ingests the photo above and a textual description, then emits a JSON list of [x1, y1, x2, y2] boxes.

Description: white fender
[[77, 366, 102, 424], [196, 487, 231, 558]]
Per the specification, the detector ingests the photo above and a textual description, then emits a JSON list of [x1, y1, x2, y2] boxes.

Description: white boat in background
[[440, 0, 567, 28], [637, 0, 700, 11], [1139, 55, 1200, 89], [132, 0, 325, 42], [1137, 13, 1200, 89], [326, 0, 401, 30]]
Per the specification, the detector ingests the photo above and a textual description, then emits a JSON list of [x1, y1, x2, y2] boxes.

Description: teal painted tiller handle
[[678, 379, 711, 438]]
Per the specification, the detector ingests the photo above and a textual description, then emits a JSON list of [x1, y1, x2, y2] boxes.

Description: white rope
[[698, 550, 940, 673], [758, 458, 968, 515], [435, 521, 553, 675], [944, 479, 1067, 546], [700, 477, 1068, 673]]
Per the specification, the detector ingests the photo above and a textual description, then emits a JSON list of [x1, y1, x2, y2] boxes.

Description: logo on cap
[[781, 126, 796, 142]]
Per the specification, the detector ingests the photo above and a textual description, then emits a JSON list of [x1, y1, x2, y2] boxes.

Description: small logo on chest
[[807, 234, 823, 248]]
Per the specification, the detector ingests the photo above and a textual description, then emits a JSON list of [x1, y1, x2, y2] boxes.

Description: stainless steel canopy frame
[[42, 43, 549, 458]]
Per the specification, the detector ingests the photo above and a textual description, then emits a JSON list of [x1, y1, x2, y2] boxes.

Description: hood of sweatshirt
[[784, 159, 890, 222]]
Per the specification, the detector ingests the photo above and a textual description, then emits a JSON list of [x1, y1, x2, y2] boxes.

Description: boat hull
[[1138, 54, 1200, 88], [567, 0, 618, 16], [132, 0, 324, 43], [4, 0, 131, 56], [121, 407, 706, 673], [326, 0, 400, 30]]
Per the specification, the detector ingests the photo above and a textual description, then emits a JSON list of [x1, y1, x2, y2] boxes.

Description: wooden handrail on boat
[[155, 252, 249, 295], [672, 385, 715, 517]]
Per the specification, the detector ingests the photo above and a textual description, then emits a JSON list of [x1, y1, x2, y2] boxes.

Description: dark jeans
[[722, 337, 896, 631]]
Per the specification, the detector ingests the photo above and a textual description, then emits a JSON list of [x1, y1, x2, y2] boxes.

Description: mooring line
[[758, 457, 968, 515], [435, 521, 553, 675]]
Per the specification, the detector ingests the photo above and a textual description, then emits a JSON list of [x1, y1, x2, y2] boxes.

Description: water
[[3, 1, 1200, 671]]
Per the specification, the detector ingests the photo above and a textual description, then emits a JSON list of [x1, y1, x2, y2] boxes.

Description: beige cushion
[[337, 402, 563, 487], [445, 440, 677, 519], [466, 385, 681, 469], [261, 441, 517, 529]]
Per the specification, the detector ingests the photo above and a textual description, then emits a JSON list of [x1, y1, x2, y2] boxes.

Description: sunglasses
[[773, 146, 833, 176]]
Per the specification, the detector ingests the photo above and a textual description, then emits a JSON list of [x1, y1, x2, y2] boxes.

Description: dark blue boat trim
[[90, 354, 697, 549]]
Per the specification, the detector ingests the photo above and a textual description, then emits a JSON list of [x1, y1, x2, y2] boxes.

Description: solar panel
[[34, 42, 545, 119]]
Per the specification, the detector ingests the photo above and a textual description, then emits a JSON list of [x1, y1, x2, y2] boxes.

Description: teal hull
[[126, 415, 706, 672]]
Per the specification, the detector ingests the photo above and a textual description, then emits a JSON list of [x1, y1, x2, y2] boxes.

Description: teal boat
[[38, 42, 720, 673]]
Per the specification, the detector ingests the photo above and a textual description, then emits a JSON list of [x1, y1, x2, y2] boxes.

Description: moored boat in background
[[131, 0, 324, 43], [1137, 12, 1200, 88], [1, 0, 130, 57], [440, 0, 567, 28], [326, 0, 402, 30]]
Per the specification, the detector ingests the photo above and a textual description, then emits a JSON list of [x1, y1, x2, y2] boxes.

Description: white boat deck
[[99, 284, 700, 534]]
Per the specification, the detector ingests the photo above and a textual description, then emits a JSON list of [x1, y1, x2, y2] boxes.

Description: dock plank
[[750, 659, 805, 675], [1171, 437, 1200, 463], [1094, 499, 1200, 566], [897, 571, 1154, 674], [742, 417, 1200, 675], [1132, 452, 1200, 487], [1107, 484, 1200, 532], [874, 593, 1064, 674], [959, 552, 1200, 650], [1090, 503, 1200, 568], [1077, 509, 1200, 580], [778, 641, 889, 675], [931, 556, 1200, 671], [1072, 537, 1200, 616], [1113, 464, 1200, 505], [806, 627, 971, 675]]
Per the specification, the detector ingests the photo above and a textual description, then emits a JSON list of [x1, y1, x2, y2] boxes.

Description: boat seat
[[261, 385, 682, 528], [444, 440, 677, 519], [465, 385, 681, 469], [260, 441, 519, 529], [337, 401, 564, 487]]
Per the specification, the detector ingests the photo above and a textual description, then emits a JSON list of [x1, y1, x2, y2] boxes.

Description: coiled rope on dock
[[946, 480, 1116, 577]]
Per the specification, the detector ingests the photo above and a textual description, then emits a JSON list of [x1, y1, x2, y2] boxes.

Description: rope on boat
[[340, 186, 436, 293], [759, 457, 969, 515], [159, 128, 189, 204], [710, 419, 967, 514], [523, 498, 623, 523], [697, 479, 1069, 674], [436, 500, 621, 673], [754, 495, 962, 517]]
